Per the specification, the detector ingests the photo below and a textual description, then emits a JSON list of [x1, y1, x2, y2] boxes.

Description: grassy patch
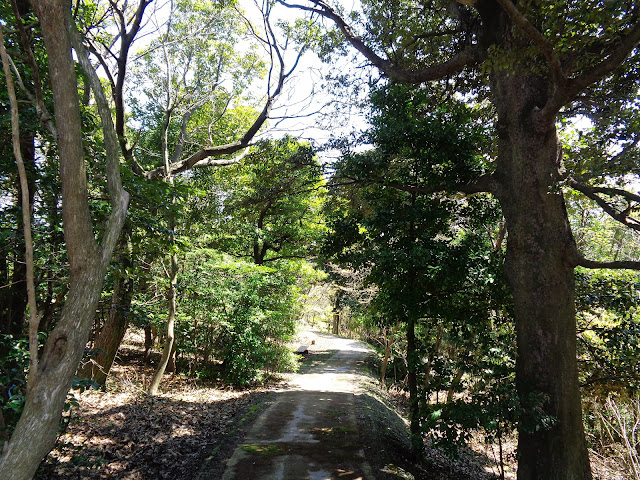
[[240, 444, 284, 456]]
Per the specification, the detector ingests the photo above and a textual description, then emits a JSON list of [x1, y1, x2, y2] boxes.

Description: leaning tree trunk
[[492, 71, 591, 480], [0, 1, 129, 477], [78, 242, 134, 387], [147, 252, 177, 395]]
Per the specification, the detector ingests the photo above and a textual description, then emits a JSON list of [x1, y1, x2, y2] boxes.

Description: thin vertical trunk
[[380, 335, 393, 387], [406, 313, 421, 453], [4, 134, 36, 337], [144, 324, 154, 363], [148, 252, 177, 395], [332, 311, 340, 335], [148, 107, 177, 395]]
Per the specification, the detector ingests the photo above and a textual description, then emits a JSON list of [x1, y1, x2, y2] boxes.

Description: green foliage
[[180, 251, 303, 385], [324, 81, 519, 452], [209, 137, 327, 265], [136, 249, 311, 386], [576, 269, 640, 393], [128, 0, 264, 171], [0, 335, 30, 434]]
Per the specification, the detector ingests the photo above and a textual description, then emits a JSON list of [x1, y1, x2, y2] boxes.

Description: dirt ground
[[34, 327, 624, 480]]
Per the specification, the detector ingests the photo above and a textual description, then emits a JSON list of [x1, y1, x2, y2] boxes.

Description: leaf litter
[[36, 329, 277, 480]]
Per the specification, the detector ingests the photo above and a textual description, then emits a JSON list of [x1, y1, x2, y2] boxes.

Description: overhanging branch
[[278, 0, 486, 83], [576, 255, 640, 271], [569, 178, 640, 231], [143, 5, 302, 180]]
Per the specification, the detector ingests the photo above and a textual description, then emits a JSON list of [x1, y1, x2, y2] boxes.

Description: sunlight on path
[[218, 333, 376, 480]]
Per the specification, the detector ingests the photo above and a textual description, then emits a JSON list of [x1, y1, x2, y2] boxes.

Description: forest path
[[219, 332, 377, 480]]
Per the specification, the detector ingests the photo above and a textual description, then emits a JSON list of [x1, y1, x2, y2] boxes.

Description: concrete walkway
[[221, 334, 376, 480]]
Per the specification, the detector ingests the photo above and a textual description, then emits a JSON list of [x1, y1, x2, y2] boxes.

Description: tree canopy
[[1, 1, 640, 479]]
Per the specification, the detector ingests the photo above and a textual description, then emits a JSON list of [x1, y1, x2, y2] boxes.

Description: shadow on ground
[[36, 343, 502, 480], [36, 390, 268, 480]]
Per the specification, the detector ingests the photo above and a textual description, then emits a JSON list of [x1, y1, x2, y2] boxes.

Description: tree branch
[[569, 178, 640, 231], [494, 0, 567, 88], [145, 6, 300, 180], [576, 255, 640, 271], [538, 19, 640, 123], [381, 173, 497, 195], [68, 9, 130, 258], [278, 0, 486, 83]]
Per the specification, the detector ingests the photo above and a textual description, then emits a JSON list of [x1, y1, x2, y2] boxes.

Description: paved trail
[[221, 334, 376, 480]]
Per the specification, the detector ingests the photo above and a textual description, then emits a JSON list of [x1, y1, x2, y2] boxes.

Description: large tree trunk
[[492, 71, 591, 480], [0, 1, 128, 477]]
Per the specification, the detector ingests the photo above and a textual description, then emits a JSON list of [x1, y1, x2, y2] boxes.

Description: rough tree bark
[[0, 0, 129, 477], [491, 69, 591, 479]]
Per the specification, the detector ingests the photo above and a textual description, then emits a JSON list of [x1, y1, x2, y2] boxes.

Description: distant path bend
[[221, 334, 376, 480]]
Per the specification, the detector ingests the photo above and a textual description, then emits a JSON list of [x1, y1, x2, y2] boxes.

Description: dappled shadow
[[36, 390, 267, 480], [217, 390, 368, 480], [36, 341, 504, 480], [219, 343, 502, 480], [355, 387, 502, 480]]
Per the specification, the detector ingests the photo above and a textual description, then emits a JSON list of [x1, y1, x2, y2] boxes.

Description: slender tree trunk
[[147, 94, 178, 395], [492, 71, 591, 479], [332, 311, 340, 335], [380, 335, 393, 387], [406, 313, 421, 453], [3, 134, 36, 337], [144, 324, 154, 363], [166, 337, 177, 373], [148, 252, 177, 395]]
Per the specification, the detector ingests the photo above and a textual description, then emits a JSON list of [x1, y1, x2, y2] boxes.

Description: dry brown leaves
[[36, 339, 275, 480]]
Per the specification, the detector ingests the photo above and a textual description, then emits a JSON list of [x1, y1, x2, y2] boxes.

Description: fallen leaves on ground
[[36, 332, 277, 480]]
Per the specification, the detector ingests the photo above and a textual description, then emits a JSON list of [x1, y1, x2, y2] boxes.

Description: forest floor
[[34, 326, 623, 479]]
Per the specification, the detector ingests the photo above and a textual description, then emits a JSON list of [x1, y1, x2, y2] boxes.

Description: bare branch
[[145, 4, 301, 180], [85, 0, 152, 167], [539, 20, 640, 123], [278, 0, 486, 83], [192, 147, 250, 169]]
